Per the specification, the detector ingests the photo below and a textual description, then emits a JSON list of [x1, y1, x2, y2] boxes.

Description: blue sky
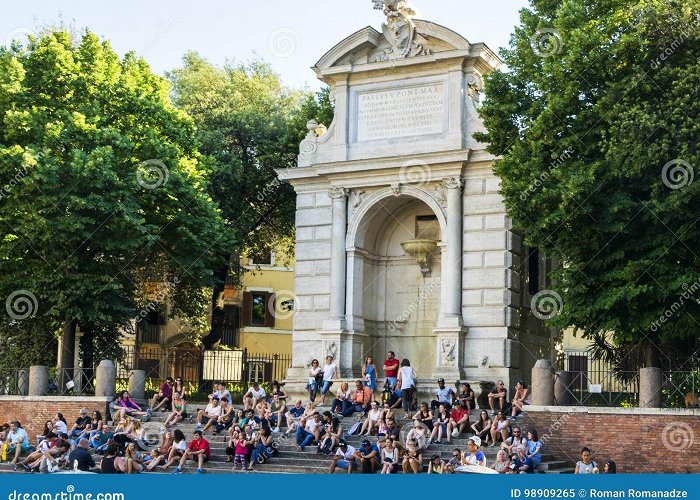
[[1, 0, 529, 90]]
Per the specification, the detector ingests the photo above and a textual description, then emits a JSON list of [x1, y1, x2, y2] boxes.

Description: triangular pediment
[[313, 20, 501, 82]]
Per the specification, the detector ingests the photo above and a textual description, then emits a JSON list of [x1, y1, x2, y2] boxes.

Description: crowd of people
[[0, 353, 617, 474]]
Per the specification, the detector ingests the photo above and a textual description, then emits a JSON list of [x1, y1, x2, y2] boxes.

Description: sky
[[1, 0, 529, 90]]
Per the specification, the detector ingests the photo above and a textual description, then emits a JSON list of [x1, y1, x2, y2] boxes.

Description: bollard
[[639, 367, 662, 408], [128, 370, 146, 400], [95, 360, 117, 398], [554, 370, 574, 405], [531, 359, 554, 406], [28, 365, 49, 396]]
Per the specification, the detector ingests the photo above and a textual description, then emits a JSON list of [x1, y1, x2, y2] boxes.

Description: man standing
[[488, 380, 508, 415], [67, 438, 95, 471], [150, 377, 174, 412], [319, 356, 336, 406], [383, 351, 400, 389], [329, 440, 356, 474], [430, 378, 454, 413]]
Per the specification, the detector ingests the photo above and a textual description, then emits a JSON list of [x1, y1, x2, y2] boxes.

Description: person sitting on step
[[447, 400, 470, 441], [173, 430, 210, 474], [150, 377, 174, 413], [196, 396, 221, 433], [488, 380, 508, 416], [243, 381, 267, 411], [430, 378, 454, 413]]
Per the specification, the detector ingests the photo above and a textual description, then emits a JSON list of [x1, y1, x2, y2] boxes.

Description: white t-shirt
[[175, 440, 187, 452], [322, 363, 336, 381], [335, 445, 356, 460], [400, 366, 416, 388], [248, 386, 266, 399], [54, 421, 68, 435], [205, 403, 222, 417]]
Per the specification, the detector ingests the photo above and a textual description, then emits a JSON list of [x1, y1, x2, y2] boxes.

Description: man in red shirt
[[447, 400, 470, 441], [173, 430, 210, 474], [344, 380, 373, 417], [383, 351, 400, 389], [150, 377, 173, 412]]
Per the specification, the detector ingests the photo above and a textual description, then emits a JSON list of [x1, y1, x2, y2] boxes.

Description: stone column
[[639, 367, 662, 408], [28, 365, 49, 396], [531, 359, 554, 405], [554, 370, 574, 405], [325, 186, 349, 331], [95, 360, 117, 398], [440, 177, 463, 327], [129, 370, 146, 400]]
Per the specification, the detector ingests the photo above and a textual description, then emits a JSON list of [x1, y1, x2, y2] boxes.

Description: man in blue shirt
[[513, 445, 535, 473], [6, 421, 29, 466], [430, 378, 455, 412], [353, 438, 380, 473]]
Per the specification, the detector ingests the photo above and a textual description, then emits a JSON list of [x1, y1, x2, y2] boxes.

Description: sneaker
[[18, 463, 31, 472], [247, 464, 254, 471], [432, 440, 441, 444], [195, 424, 203, 431], [272, 427, 280, 433], [508, 416, 516, 421], [172, 467, 182, 474], [489, 411, 495, 416], [194, 468, 202, 474]]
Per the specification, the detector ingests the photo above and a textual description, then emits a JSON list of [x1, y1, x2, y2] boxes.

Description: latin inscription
[[356, 84, 444, 141]]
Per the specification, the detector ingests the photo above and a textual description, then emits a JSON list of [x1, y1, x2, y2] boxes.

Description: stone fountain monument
[[276, 0, 552, 398]]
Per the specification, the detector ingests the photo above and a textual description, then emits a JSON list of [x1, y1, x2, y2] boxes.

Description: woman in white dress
[[397, 358, 416, 419], [359, 401, 382, 436]]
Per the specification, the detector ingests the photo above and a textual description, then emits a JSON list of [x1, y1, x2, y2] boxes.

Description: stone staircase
[[0, 405, 574, 474]]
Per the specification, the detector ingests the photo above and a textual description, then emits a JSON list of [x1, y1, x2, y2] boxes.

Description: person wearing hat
[[461, 436, 486, 466], [329, 440, 356, 474], [353, 438, 380, 473], [430, 378, 455, 413], [68, 408, 92, 440], [196, 395, 221, 433], [427, 453, 446, 474], [447, 400, 470, 440]]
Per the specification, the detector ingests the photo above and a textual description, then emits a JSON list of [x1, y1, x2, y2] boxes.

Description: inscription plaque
[[356, 83, 444, 141]]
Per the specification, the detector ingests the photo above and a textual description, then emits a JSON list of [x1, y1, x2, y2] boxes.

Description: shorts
[[336, 459, 356, 470], [201, 415, 211, 425]]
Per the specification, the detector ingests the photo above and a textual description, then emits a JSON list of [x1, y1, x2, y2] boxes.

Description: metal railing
[[662, 370, 700, 408], [0, 369, 24, 395]]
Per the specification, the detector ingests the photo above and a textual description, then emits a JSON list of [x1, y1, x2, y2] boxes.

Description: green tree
[[168, 53, 333, 347], [475, 0, 700, 369], [0, 30, 234, 373]]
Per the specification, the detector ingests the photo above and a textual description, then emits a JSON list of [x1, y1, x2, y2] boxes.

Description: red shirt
[[384, 358, 399, 377], [188, 438, 211, 458], [450, 407, 467, 422], [160, 382, 173, 399]]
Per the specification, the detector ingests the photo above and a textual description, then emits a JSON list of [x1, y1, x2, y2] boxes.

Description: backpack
[[382, 389, 393, 406], [347, 421, 362, 436]]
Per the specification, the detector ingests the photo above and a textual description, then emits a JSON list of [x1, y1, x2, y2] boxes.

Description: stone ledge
[[0, 395, 113, 403], [526, 404, 700, 416]]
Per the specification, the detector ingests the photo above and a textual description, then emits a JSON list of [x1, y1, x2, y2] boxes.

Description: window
[[527, 247, 540, 295], [242, 291, 275, 328], [415, 215, 439, 240], [248, 247, 273, 266]]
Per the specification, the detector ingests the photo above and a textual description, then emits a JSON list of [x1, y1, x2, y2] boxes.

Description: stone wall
[[0, 396, 112, 442], [522, 405, 700, 473]]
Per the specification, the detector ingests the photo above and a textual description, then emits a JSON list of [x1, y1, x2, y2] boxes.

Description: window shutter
[[266, 293, 276, 328], [242, 292, 252, 327]]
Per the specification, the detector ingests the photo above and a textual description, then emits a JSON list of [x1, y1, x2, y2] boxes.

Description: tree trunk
[[58, 316, 77, 392], [201, 256, 231, 349]]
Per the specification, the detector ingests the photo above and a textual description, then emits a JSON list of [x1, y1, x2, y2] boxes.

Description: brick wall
[[0, 396, 112, 443], [522, 405, 700, 473]]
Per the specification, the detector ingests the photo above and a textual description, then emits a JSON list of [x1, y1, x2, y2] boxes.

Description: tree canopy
[[168, 52, 333, 347], [475, 0, 700, 367], [0, 30, 234, 370]]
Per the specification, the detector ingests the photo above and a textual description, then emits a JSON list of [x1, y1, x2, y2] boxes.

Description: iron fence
[[661, 370, 700, 408], [114, 345, 292, 402], [0, 369, 24, 395]]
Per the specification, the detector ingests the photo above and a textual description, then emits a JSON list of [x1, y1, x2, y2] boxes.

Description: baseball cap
[[469, 436, 482, 447], [338, 440, 348, 448], [361, 439, 371, 447], [437, 378, 445, 383], [212, 395, 220, 400]]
